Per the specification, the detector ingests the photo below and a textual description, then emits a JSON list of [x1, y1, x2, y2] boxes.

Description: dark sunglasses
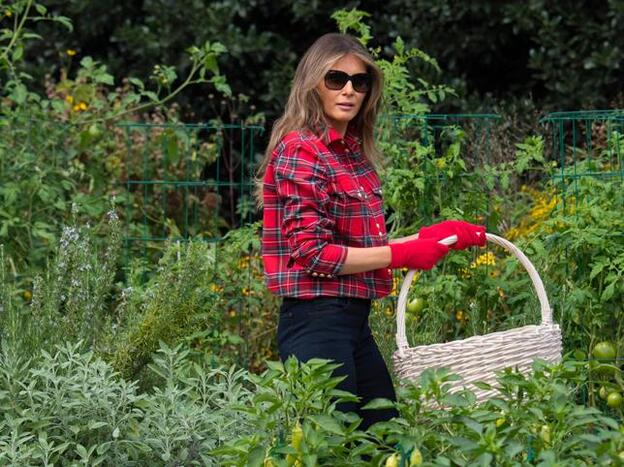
[[324, 70, 371, 93]]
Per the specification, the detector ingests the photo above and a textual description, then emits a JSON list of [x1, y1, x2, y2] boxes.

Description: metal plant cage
[[540, 110, 624, 414], [117, 122, 264, 265], [380, 113, 503, 227], [541, 110, 624, 207], [371, 113, 524, 373]]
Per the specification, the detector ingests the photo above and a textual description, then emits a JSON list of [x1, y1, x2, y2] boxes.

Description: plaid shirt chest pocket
[[329, 173, 384, 247]]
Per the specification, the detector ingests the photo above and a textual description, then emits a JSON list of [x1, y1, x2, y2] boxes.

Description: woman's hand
[[388, 238, 449, 270], [417, 220, 486, 250]]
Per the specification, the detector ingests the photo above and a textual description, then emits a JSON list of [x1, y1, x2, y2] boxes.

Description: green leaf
[[247, 446, 265, 467], [80, 56, 94, 68], [88, 421, 108, 430], [589, 262, 606, 280], [96, 72, 115, 85], [601, 282, 615, 301], [210, 41, 228, 54], [458, 416, 483, 435], [504, 441, 524, 458], [213, 75, 231, 96], [143, 91, 159, 102], [75, 443, 88, 459], [127, 77, 143, 91], [12, 45, 23, 61], [264, 361, 284, 374], [448, 436, 479, 451], [54, 15, 74, 32], [361, 398, 396, 410], [472, 381, 493, 391], [308, 415, 344, 435]]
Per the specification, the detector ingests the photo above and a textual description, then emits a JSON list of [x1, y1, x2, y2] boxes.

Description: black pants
[[278, 296, 399, 430]]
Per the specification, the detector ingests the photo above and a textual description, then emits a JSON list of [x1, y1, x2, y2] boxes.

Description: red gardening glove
[[388, 238, 449, 270], [418, 220, 486, 250]]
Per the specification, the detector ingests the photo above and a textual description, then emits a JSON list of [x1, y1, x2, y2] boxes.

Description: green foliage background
[[0, 3, 623, 464], [21, 0, 624, 120]]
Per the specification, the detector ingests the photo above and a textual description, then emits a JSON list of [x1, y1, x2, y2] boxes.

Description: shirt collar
[[326, 126, 344, 144], [310, 122, 361, 154], [323, 123, 360, 147]]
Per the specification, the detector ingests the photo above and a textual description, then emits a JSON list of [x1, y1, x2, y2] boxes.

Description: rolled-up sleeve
[[273, 141, 348, 277]]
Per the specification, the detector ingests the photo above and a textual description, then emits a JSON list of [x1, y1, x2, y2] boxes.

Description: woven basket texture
[[392, 233, 563, 402]]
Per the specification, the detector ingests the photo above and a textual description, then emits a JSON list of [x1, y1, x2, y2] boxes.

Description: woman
[[255, 33, 485, 430]]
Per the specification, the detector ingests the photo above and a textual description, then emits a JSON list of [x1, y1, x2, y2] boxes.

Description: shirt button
[[311, 272, 319, 277], [379, 232, 383, 237], [387, 268, 392, 274], [319, 273, 326, 278], [375, 222, 380, 228]]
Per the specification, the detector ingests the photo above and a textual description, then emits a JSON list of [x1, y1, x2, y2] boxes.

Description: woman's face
[[317, 53, 368, 136]]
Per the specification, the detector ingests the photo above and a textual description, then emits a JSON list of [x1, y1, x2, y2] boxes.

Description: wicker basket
[[392, 233, 563, 402]]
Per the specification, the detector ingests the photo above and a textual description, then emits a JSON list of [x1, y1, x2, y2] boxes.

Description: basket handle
[[395, 232, 553, 352]]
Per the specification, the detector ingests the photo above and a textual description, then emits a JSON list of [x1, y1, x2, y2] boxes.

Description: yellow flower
[[78, 101, 88, 111], [455, 310, 466, 322], [5, 10, 12, 17], [242, 287, 251, 296], [72, 104, 81, 112], [470, 251, 496, 268], [391, 277, 400, 296], [506, 187, 563, 240], [209, 283, 223, 293], [228, 309, 236, 318], [65, 95, 74, 104], [460, 267, 472, 279], [66, 49, 77, 56]]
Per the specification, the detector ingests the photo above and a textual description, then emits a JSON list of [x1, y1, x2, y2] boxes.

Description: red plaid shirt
[[261, 126, 393, 299]]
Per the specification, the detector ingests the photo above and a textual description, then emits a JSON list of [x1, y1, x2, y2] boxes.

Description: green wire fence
[[117, 122, 264, 265], [541, 109, 624, 209], [540, 110, 624, 415], [385, 113, 502, 227]]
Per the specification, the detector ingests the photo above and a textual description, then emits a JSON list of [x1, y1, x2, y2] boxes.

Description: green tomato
[[607, 392, 622, 408], [599, 386, 609, 400], [87, 123, 101, 137], [592, 341, 617, 361], [407, 297, 426, 315]]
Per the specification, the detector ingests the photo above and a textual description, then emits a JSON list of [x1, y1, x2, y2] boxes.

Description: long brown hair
[[253, 33, 385, 207]]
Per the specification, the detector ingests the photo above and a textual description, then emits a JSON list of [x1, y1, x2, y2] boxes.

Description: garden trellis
[[541, 109, 624, 211], [117, 122, 264, 264], [540, 110, 624, 412]]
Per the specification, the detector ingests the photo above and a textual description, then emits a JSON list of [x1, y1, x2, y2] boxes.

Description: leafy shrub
[[214, 357, 624, 466], [0, 340, 252, 465], [109, 239, 227, 379], [1, 1, 231, 273], [0, 341, 145, 465], [0, 205, 122, 360]]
